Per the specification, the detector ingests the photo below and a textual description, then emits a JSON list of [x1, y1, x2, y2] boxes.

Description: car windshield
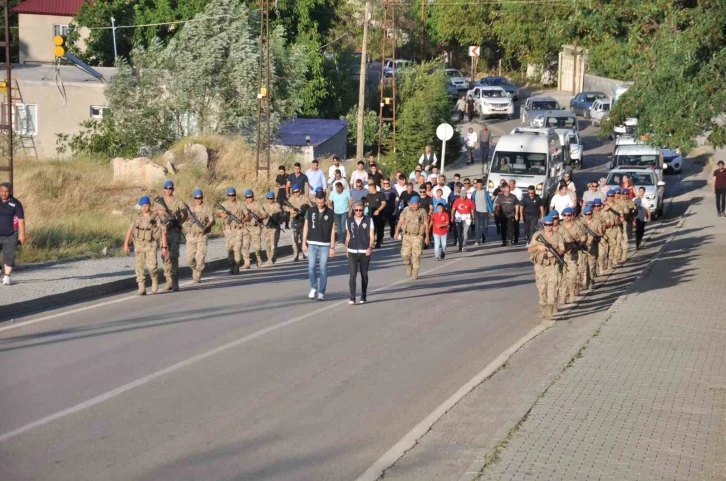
[[482, 89, 505, 98], [532, 101, 559, 110], [584, 93, 606, 102], [600, 103, 611, 112], [607, 172, 654, 186], [546, 116, 577, 129], [446, 70, 464, 77], [491, 151, 547, 175], [615, 154, 658, 168]]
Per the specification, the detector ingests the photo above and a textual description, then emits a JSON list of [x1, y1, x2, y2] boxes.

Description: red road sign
[[468, 46, 480, 57]]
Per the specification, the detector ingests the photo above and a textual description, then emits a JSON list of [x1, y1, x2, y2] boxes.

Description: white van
[[611, 144, 664, 183], [487, 127, 565, 206]]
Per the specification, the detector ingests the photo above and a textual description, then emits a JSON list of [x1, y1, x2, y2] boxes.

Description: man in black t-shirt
[[520, 185, 544, 244], [492, 179, 507, 235], [366, 183, 387, 247], [0, 182, 25, 285], [494, 184, 520, 246], [380, 177, 398, 239]]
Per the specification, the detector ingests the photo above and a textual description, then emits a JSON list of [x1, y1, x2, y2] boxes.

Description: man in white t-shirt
[[550, 184, 575, 214], [349, 160, 368, 188], [508, 179, 523, 201], [427, 166, 440, 184], [435, 175, 452, 200], [328, 156, 347, 185]]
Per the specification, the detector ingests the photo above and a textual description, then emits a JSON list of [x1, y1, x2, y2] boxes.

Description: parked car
[[660, 148, 683, 175], [589, 99, 610, 126], [520, 96, 561, 126], [610, 83, 638, 137], [466, 85, 514, 120], [569, 91, 607, 118], [568, 131, 583, 169], [383, 59, 411, 78], [444, 68, 470, 91], [606, 167, 665, 218], [477, 76, 519, 100]]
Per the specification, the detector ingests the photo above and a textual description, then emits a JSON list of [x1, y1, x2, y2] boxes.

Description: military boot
[[192, 270, 201, 283], [242, 261, 251, 270], [137, 283, 146, 296], [293, 255, 299, 262], [233, 263, 240, 275], [256, 252, 263, 267], [150, 278, 159, 294], [543, 305, 553, 321], [172, 276, 180, 292], [228, 264, 235, 275], [406, 264, 413, 277], [265, 259, 274, 267], [412, 268, 419, 280], [539, 305, 548, 319], [164, 276, 173, 291]]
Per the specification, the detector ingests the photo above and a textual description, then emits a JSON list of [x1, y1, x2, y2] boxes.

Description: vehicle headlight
[[488, 180, 494, 190], [536, 183, 543, 195], [571, 147, 579, 153]]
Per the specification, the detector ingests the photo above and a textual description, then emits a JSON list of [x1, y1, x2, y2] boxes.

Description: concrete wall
[[15, 80, 106, 159], [18, 14, 89, 63], [583, 74, 626, 100], [557, 45, 585, 93]]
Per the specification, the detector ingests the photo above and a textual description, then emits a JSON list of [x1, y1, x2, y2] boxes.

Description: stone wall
[[583, 74, 627, 99]]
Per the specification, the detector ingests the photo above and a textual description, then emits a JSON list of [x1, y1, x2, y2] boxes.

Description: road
[[0, 90, 686, 481]]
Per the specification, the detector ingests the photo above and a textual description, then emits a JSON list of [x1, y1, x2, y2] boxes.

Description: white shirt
[[635, 196, 651, 222], [328, 164, 347, 184], [427, 173, 439, 183], [550, 193, 574, 213], [510, 187, 523, 201], [417, 152, 438, 167], [465, 131, 478, 148], [394, 183, 406, 196], [433, 184, 451, 199], [349, 170, 368, 188]]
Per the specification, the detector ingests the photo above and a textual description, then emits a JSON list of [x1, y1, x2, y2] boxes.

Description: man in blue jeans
[[302, 190, 336, 300], [472, 178, 493, 245], [328, 182, 351, 244]]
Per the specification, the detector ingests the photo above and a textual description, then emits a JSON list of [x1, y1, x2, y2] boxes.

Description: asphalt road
[[0, 90, 686, 481]]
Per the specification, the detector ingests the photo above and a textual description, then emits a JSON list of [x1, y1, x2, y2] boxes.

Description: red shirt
[[452, 198, 474, 216], [714, 168, 726, 189], [431, 212, 450, 235]]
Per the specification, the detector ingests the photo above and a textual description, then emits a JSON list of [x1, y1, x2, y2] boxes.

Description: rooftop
[[277, 119, 348, 147], [12, 0, 85, 16], [13, 63, 118, 85]]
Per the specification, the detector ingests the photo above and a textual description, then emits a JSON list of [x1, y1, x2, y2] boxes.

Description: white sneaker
[[2, 275, 10, 285], [308, 288, 316, 299], [317, 292, 325, 301], [358, 299, 366, 305], [348, 298, 356, 305]]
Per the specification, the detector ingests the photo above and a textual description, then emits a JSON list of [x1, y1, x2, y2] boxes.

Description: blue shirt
[[350, 187, 367, 204], [328, 189, 351, 215], [432, 198, 448, 211], [305, 168, 327, 192]]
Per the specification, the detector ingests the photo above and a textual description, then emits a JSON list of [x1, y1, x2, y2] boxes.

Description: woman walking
[[346, 201, 374, 304]]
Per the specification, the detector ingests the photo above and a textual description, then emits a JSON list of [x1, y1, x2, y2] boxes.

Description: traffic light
[[53, 35, 65, 58]]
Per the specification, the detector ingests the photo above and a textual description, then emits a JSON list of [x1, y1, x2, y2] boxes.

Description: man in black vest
[[417, 145, 438, 173], [302, 190, 336, 300], [346, 200, 374, 305]]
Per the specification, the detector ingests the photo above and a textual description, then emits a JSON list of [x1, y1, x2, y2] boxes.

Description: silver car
[[520, 96, 561, 126], [605, 168, 665, 219]]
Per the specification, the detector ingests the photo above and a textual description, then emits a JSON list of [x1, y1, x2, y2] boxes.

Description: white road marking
[[0, 257, 463, 443], [354, 320, 554, 481]]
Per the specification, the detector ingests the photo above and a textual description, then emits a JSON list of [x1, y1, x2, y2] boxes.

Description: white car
[[567, 132, 583, 168], [614, 117, 638, 136], [383, 59, 411, 78], [605, 167, 665, 219], [444, 68, 469, 91], [589, 99, 610, 126], [466, 85, 514, 120], [660, 148, 683, 174]]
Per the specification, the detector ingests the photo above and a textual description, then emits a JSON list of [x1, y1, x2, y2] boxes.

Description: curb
[[1, 244, 294, 322]]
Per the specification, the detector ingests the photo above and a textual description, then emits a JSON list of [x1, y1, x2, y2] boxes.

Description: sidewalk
[[477, 183, 726, 479]]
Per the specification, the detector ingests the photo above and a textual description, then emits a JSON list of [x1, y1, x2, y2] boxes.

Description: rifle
[[215, 202, 244, 226], [154, 196, 182, 230], [283, 200, 302, 217], [187, 208, 208, 233], [536, 233, 566, 269], [246, 208, 274, 230], [264, 211, 286, 232], [581, 222, 601, 245]]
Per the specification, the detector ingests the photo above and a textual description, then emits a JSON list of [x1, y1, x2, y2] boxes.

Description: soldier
[[527, 213, 565, 320], [559, 207, 585, 304], [242, 189, 265, 269], [217, 187, 248, 275], [156, 180, 188, 291], [580, 204, 603, 290], [123, 196, 167, 295], [617, 188, 636, 263], [603, 189, 623, 269], [592, 199, 610, 275], [261, 191, 284, 266], [186, 189, 215, 282], [284, 184, 312, 262], [393, 196, 430, 279]]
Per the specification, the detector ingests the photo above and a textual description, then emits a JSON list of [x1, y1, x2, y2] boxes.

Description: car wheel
[[507, 114, 512, 120]]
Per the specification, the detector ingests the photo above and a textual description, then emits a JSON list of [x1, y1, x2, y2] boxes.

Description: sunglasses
[[544, 223, 553, 226], [354, 209, 363, 212], [227, 194, 236, 197], [165, 187, 174, 190], [563, 214, 572, 217], [245, 196, 253, 199], [584, 213, 592, 216], [194, 197, 203, 200], [382, 182, 390, 185], [607, 195, 614, 197]]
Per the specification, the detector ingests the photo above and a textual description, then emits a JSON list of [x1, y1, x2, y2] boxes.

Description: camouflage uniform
[[529, 229, 565, 320], [158, 195, 188, 291], [559, 222, 585, 304], [263, 202, 283, 266], [604, 203, 622, 268], [242, 201, 266, 268], [218, 199, 246, 274], [581, 216, 603, 290], [399, 207, 429, 278], [287, 195, 312, 260], [617, 197, 636, 262], [186, 203, 214, 282], [129, 212, 163, 294], [593, 208, 610, 275]]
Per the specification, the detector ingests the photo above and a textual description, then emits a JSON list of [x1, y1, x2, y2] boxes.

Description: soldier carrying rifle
[[527, 213, 565, 320]]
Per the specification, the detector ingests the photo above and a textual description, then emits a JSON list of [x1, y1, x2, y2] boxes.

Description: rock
[[183, 143, 209, 167], [163, 150, 177, 174], [113, 157, 168, 187]]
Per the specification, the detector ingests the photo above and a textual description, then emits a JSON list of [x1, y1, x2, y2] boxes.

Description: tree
[[67, 0, 137, 66], [342, 106, 390, 153]]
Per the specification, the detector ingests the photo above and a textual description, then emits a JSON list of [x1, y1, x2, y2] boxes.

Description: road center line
[[354, 320, 554, 481], [0, 257, 463, 444]]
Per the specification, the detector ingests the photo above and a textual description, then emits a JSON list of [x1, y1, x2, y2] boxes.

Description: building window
[[16, 104, 37, 136], [53, 24, 69, 37], [90, 105, 106, 119]]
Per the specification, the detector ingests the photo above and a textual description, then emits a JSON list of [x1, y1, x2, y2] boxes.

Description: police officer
[[580, 204, 603, 290], [123, 196, 167, 295], [186, 189, 215, 282], [346, 200, 374, 304], [261, 191, 284, 266], [242, 189, 265, 269], [393, 196, 430, 279], [527, 213, 565, 320], [156, 180, 188, 291], [217, 187, 248, 275], [559, 207, 585, 304], [284, 184, 312, 262]]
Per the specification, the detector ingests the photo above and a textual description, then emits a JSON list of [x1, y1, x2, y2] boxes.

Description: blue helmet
[[291, 184, 301, 192], [192, 189, 203, 198], [138, 196, 151, 206], [265, 191, 275, 199], [226, 187, 236, 196], [593, 198, 603, 206], [542, 214, 555, 224], [315, 186, 324, 193], [583, 205, 594, 214], [561, 207, 574, 215], [163, 180, 174, 189], [607, 189, 617, 196], [244, 189, 254, 197], [621, 188, 629, 194], [410, 196, 420, 203], [550, 209, 559, 217]]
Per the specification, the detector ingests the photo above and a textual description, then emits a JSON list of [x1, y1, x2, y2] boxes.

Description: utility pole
[[377, 0, 397, 160], [419, 0, 425, 60], [255, 0, 272, 179], [1, 0, 12, 187], [356, 1, 370, 162]]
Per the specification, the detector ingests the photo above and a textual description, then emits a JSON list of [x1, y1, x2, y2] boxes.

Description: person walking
[[394, 196, 430, 279], [452, 190, 475, 251], [302, 190, 336, 300], [633, 186, 651, 250], [261, 191, 284, 265], [381, 178, 398, 240], [287, 162, 309, 197], [528, 213, 565, 320], [217, 187, 247, 274], [185, 189, 215, 282], [0, 183, 24, 286], [465, 127, 478, 165], [580, 205, 603, 290], [508, 180, 523, 244], [581, 181, 605, 208], [550, 183, 575, 215], [494, 184, 520, 246], [472, 179, 493, 245], [155, 180, 188, 292], [714, 160, 726, 216], [558, 207, 584, 304], [521, 186, 544, 244], [328, 156, 347, 186], [328, 182, 352, 245], [283, 184, 312, 262], [305, 159, 327, 197], [455, 95, 466, 122], [346, 201, 374, 305], [241, 189, 265, 269], [274, 165, 289, 228], [430, 202, 450, 260], [350, 160, 369, 188], [479, 124, 491, 164], [465, 95, 476, 122], [123, 196, 166, 295], [365, 182, 387, 248]]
